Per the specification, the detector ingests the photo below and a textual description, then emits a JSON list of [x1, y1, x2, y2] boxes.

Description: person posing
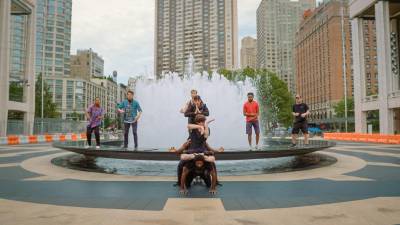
[[180, 89, 198, 113], [184, 95, 209, 124], [291, 94, 310, 147], [243, 92, 260, 150], [117, 90, 142, 150], [86, 97, 104, 149]]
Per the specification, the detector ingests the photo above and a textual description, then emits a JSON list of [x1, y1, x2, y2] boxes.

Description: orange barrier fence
[[1, 133, 86, 145], [324, 133, 400, 144]]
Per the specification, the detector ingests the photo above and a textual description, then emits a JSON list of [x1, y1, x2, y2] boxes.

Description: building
[[295, 0, 353, 123], [117, 83, 128, 103], [91, 78, 118, 120], [35, 0, 72, 78], [257, 0, 315, 93], [71, 49, 104, 80], [350, 0, 400, 134], [240, 36, 257, 69], [154, 0, 238, 76], [0, 0, 36, 136]]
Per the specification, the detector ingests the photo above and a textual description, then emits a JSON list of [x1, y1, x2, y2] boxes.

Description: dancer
[[169, 114, 220, 194], [291, 94, 310, 147], [184, 95, 209, 124], [86, 97, 104, 149], [117, 90, 142, 150], [243, 92, 260, 150], [180, 89, 198, 113]]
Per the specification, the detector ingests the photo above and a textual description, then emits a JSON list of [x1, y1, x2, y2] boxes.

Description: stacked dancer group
[[170, 90, 223, 195]]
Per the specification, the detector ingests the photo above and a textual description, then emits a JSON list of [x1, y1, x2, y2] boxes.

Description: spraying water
[[127, 72, 257, 149]]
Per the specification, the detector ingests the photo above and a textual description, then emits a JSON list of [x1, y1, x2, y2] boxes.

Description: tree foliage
[[219, 68, 294, 130], [35, 74, 59, 118], [333, 97, 354, 118]]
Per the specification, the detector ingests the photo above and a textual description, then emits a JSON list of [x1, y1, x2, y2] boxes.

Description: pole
[[340, 0, 348, 132]]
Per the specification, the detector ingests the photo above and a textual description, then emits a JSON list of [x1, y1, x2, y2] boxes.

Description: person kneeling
[[180, 155, 217, 195]]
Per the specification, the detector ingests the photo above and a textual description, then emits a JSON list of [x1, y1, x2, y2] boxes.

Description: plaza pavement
[[0, 142, 399, 225]]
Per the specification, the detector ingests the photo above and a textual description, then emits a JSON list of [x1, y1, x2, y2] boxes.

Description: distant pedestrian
[[291, 94, 310, 147], [86, 97, 104, 149], [243, 92, 260, 150]]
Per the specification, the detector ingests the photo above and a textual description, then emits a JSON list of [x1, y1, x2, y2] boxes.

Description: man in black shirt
[[184, 95, 209, 124], [291, 94, 310, 147]]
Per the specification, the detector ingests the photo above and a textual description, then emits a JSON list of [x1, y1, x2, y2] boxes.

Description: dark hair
[[194, 154, 205, 162], [127, 90, 134, 95], [191, 89, 197, 94], [193, 95, 201, 101], [247, 92, 254, 96], [194, 114, 206, 124]]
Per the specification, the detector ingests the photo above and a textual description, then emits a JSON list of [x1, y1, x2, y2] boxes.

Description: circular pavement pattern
[[0, 142, 399, 211]]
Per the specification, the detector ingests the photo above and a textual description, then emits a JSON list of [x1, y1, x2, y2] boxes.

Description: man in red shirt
[[243, 92, 260, 150]]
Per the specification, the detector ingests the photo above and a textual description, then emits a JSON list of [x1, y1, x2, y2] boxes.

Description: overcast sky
[[71, 0, 322, 84]]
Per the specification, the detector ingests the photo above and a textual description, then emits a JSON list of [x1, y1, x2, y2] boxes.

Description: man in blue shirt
[[118, 90, 142, 149]]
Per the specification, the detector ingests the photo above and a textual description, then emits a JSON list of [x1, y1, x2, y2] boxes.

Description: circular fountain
[[53, 70, 336, 176]]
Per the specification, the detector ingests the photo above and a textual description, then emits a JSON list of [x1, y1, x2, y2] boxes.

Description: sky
[[71, 0, 322, 84]]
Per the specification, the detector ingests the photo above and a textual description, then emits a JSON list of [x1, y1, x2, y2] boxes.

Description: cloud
[[71, 0, 154, 84], [71, 0, 321, 84]]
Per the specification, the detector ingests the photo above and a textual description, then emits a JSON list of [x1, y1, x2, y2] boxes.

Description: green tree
[[333, 97, 354, 118], [35, 74, 59, 118], [255, 70, 293, 129], [220, 68, 293, 130]]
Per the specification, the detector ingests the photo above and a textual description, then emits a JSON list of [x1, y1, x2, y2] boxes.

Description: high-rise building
[[295, 0, 353, 123], [257, 0, 315, 93], [154, 0, 238, 76], [350, 0, 400, 134], [240, 36, 257, 69], [35, 0, 72, 78], [35, 0, 72, 119], [71, 49, 104, 80], [0, 0, 36, 136]]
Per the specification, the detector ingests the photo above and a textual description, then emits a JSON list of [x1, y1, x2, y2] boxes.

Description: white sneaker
[[255, 145, 259, 150], [249, 146, 253, 151], [96, 146, 100, 149], [84, 145, 91, 149]]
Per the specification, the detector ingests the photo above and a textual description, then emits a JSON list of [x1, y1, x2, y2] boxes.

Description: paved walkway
[[0, 143, 399, 225]]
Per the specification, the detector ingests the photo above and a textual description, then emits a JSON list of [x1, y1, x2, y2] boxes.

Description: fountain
[[53, 54, 335, 175]]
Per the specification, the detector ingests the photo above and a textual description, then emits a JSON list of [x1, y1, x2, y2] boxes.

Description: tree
[[220, 68, 293, 130], [333, 97, 354, 118], [35, 73, 59, 118], [255, 70, 293, 129]]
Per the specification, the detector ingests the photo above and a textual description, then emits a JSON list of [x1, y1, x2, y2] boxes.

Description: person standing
[[291, 94, 310, 147], [243, 92, 260, 150], [118, 90, 142, 150], [86, 97, 104, 149]]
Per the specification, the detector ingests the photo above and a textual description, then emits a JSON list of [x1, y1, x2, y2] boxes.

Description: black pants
[[124, 122, 138, 148], [87, 126, 100, 146]]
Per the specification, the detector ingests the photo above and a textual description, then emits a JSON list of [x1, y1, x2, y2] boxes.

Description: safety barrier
[[324, 133, 400, 144], [0, 133, 87, 145]]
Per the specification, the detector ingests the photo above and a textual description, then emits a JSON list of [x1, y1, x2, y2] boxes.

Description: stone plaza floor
[[0, 142, 399, 225]]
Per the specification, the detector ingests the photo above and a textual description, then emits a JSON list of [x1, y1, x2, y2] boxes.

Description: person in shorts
[[243, 92, 260, 150], [291, 94, 310, 147]]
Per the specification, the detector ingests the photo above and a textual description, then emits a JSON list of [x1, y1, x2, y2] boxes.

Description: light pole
[[340, 0, 348, 132]]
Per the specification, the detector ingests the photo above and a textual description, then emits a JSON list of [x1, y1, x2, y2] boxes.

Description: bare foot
[[209, 189, 217, 195], [179, 189, 188, 195], [218, 147, 224, 152], [169, 147, 177, 152]]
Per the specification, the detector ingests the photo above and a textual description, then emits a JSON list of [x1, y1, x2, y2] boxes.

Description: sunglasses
[[296, 96, 301, 99]]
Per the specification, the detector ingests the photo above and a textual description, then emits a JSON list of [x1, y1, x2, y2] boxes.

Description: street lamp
[[340, 0, 348, 132]]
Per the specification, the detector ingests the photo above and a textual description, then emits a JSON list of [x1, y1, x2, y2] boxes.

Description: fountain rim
[[53, 140, 336, 161]]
